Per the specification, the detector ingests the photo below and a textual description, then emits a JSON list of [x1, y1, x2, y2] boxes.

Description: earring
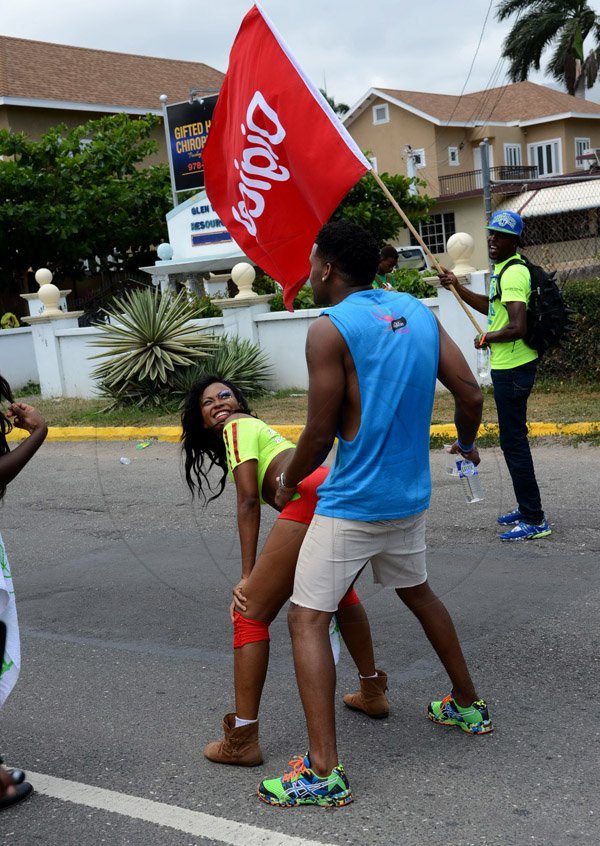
[[321, 277, 326, 282]]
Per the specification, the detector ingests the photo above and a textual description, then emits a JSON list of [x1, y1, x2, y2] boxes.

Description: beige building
[[0, 35, 224, 165], [344, 81, 600, 271]]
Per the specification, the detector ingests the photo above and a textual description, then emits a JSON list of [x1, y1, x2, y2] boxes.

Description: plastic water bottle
[[458, 459, 484, 503], [477, 346, 491, 380], [443, 444, 460, 476]]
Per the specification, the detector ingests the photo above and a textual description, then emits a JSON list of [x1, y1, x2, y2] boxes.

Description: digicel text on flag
[[203, 3, 370, 310]]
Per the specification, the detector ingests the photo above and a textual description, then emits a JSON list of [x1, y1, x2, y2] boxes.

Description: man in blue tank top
[[257, 221, 492, 809]]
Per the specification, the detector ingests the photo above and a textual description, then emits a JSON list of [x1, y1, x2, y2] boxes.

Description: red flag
[[203, 4, 370, 310]]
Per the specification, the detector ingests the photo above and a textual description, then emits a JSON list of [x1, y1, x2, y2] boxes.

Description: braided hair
[[181, 375, 253, 503]]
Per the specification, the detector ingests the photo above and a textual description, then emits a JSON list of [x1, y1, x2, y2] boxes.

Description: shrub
[[191, 295, 223, 318], [269, 285, 315, 311], [252, 273, 279, 296], [170, 335, 273, 407], [90, 287, 218, 408], [388, 268, 437, 299], [537, 278, 600, 384], [0, 312, 19, 329]]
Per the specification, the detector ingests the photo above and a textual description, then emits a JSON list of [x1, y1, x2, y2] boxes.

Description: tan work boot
[[203, 713, 263, 766], [343, 669, 390, 718]]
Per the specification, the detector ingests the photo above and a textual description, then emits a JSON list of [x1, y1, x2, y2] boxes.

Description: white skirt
[[0, 531, 20, 706]]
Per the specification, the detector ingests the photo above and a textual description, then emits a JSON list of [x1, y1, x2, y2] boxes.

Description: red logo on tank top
[[372, 307, 409, 334]]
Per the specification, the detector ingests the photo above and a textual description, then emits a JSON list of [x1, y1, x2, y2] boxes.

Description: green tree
[[333, 170, 433, 247], [0, 113, 171, 294], [496, 0, 600, 96], [319, 89, 350, 116]]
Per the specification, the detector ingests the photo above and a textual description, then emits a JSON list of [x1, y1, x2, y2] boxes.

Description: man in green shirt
[[372, 245, 398, 289], [439, 211, 550, 541]]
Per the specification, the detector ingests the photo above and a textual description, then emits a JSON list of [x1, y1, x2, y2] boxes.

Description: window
[[412, 148, 426, 168], [575, 137, 591, 169], [372, 103, 389, 125], [504, 144, 522, 167], [448, 146, 459, 166], [527, 139, 562, 177], [410, 212, 456, 253]]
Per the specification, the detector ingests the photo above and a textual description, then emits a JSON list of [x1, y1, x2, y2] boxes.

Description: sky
[[2, 0, 580, 108]]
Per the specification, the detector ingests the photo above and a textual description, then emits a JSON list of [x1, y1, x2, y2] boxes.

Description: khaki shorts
[[291, 511, 427, 612]]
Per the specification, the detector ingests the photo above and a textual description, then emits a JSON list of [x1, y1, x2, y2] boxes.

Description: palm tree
[[319, 89, 350, 116], [496, 0, 600, 96]]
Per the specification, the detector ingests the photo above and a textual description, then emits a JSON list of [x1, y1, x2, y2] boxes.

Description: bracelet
[[278, 471, 295, 490], [478, 333, 487, 347], [457, 439, 474, 452]]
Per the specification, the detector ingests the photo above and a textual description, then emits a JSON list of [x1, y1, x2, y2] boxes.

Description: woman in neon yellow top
[[182, 376, 387, 766]]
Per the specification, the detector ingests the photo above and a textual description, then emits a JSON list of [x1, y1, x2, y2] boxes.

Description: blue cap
[[486, 211, 523, 237]]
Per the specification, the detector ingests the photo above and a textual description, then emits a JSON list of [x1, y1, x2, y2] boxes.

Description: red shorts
[[278, 466, 329, 526]]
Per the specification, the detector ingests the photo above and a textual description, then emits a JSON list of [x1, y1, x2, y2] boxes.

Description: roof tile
[[377, 80, 600, 123], [0, 36, 224, 109]]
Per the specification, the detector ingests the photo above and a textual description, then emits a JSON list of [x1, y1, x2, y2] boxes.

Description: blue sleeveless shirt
[[315, 289, 439, 520]]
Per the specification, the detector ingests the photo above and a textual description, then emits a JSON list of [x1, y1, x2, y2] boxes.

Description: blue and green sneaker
[[257, 754, 353, 808], [500, 519, 551, 541], [497, 507, 521, 525], [428, 693, 493, 735]]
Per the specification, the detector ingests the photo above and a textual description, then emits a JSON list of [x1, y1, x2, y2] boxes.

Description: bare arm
[[481, 300, 527, 344], [436, 318, 483, 463], [275, 317, 345, 501], [438, 269, 489, 316], [0, 403, 48, 490], [231, 459, 261, 579]]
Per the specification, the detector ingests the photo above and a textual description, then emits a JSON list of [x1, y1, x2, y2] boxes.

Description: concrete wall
[[56, 327, 105, 398], [3, 275, 488, 398], [0, 327, 38, 389], [255, 308, 320, 389], [53, 317, 226, 398]]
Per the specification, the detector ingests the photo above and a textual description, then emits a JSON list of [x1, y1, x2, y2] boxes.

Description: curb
[[6, 422, 600, 443]]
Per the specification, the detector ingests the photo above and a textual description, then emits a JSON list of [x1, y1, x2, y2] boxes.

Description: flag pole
[[370, 170, 484, 334]]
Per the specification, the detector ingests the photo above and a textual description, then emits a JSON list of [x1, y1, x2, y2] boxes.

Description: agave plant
[[90, 286, 218, 407], [170, 334, 274, 406]]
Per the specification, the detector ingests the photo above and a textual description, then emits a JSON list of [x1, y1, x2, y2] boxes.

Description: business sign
[[165, 96, 218, 193], [166, 190, 246, 264]]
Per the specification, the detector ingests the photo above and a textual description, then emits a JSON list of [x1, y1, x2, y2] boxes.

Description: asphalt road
[[1, 440, 599, 846]]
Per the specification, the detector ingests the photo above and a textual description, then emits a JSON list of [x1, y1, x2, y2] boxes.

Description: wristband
[[278, 471, 295, 490], [478, 333, 487, 347], [457, 440, 474, 452]]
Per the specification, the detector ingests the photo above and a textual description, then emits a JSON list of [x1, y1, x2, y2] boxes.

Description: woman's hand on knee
[[231, 578, 248, 620]]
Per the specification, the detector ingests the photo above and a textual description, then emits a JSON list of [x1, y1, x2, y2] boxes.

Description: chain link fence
[[491, 174, 600, 280]]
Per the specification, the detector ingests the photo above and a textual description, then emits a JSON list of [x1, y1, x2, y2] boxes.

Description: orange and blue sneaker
[[428, 693, 493, 735], [257, 754, 353, 808]]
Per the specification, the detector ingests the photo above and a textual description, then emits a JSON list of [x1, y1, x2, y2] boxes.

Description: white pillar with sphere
[[21, 268, 84, 397]]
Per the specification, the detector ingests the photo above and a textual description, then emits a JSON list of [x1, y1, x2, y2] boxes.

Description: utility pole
[[405, 146, 418, 197], [480, 138, 492, 223], [160, 94, 179, 209]]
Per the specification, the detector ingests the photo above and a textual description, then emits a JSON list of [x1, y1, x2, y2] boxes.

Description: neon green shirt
[[222, 416, 294, 503], [487, 254, 538, 370], [373, 273, 390, 289]]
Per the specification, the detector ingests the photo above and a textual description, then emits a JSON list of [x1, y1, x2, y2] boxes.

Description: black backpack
[[495, 254, 575, 359]]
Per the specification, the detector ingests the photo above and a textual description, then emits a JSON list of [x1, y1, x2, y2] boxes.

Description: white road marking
[[28, 771, 337, 846]]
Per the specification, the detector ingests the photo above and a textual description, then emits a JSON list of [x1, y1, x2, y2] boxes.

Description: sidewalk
[[6, 421, 600, 442]]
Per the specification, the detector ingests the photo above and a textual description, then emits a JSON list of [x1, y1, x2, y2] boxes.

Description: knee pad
[[337, 586, 360, 611], [233, 612, 270, 649]]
